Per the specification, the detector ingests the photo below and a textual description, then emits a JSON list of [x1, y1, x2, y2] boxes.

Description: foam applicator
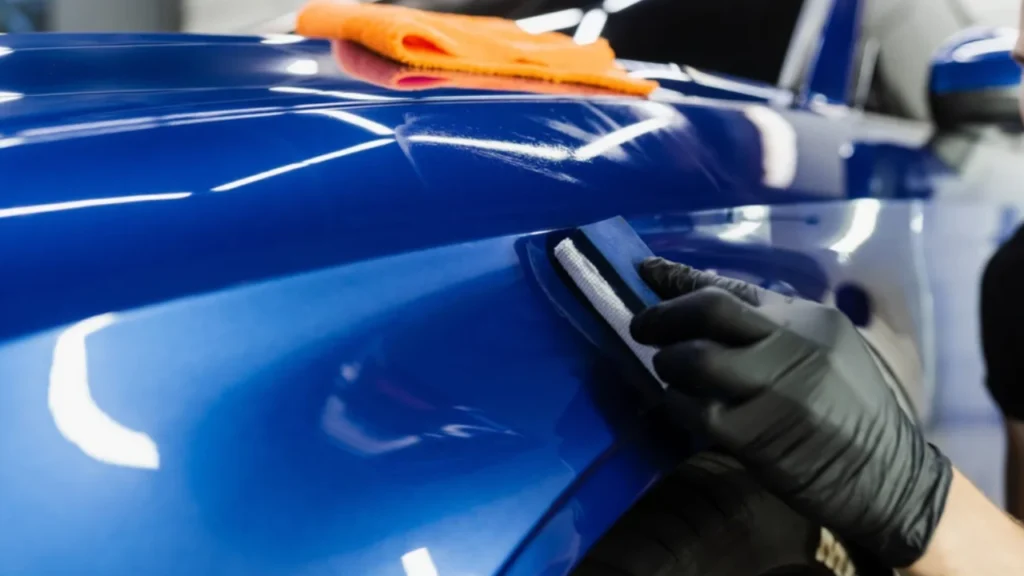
[[552, 216, 666, 395]]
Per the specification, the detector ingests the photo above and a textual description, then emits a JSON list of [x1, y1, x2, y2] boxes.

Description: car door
[[449, 0, 951, 421], [569, 0, 949, 421]]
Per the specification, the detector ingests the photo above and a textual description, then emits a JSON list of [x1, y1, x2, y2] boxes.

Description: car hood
[[0, 33, 798, 342], [0, 32, 518, 129], [0, 32, 780, 132]]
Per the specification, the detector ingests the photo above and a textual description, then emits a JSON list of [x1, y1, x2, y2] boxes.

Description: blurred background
[[1, 0, 1017, 34], [0, 0, 306, 34]]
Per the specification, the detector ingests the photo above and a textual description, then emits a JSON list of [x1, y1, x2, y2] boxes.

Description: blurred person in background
[[978, 0, 1024, 523]]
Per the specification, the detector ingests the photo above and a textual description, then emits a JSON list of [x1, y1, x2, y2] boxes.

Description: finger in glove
[[639, 257, 766, 304], [631, 287, 775, 348]]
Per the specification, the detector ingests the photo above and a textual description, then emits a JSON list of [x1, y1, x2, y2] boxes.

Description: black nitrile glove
[[631, 257, 953, 568]]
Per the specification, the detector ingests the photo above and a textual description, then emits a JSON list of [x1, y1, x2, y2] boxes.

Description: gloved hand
[[631, 257, 953, 568]]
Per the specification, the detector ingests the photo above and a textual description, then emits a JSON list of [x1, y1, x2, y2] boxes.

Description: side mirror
[[929, 27, 1022, 129]]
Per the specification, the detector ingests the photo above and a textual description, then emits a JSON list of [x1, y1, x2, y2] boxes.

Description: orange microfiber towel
[[296, 0, 658, 96], [331, 40, 628, 96]]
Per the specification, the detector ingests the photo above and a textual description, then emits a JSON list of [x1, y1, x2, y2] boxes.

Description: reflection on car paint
[[321, 341, 522, 459], [743, 106, 798, 188], [49, 313, 160, 470], [829, 198, 881, 263], [0, 192, 192, 219], [210, 138, 395, 192], [401, 547, 440, 576]]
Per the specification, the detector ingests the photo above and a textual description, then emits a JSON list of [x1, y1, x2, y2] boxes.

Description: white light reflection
[[603, 0, 644, 13], [573, 117, 673, 160], [286, 59, 319, 75], [743, 106, 797, 189], [261, 34, 305, 45], [516, 8, 584, 34], [0, 91, 23, 104], [298, 109, 394, 135], [212, 138, 394, 192], [321, 396, 421, 455], [293, 102, 349, 110], [408, 115, 677, 163], [166, 111, 285, 127], [573, 9, 608, 45], [718, 205, 769, 241], [629, 67, 693, 82], [162, 107, 282, 121], [684, 66, 785, 100], [807, 94, 849, 119], [401, 548, 439, 576], [408, 135, 571, 160], [49, 314, 160, 470], [910, 210, 924, 234], [951, 29, 1018, 63], [0, 47, 12, 57], [719, 221, 762, 241], [830, 199, 881, 262], [270, 86, 402, 102], [0, 107, 301, 149], [0, 192, 191, 219], [635, 100, 679, 119], [625, 61, 790, 104], [21, 116, 156, 138]]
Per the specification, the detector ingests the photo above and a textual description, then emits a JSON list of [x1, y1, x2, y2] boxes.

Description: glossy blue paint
[[0, 33, 863, 341], [620, 61, 789, 105], [804, 0, 862, 104], [0, 21, 996, 576], [0, 233, 642, 575], [930, 26, 1022, 95]]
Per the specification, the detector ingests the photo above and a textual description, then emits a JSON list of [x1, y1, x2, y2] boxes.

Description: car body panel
[[804, 0, 861, 103], [0, 232, 653, 575], [0, 31, 882, 340], [0, 2, 1011, 573]]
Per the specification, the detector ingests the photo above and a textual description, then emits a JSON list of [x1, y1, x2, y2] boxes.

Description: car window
[[385, 0, 807, 86]]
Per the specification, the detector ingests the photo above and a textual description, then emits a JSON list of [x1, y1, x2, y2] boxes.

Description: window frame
[[777, 0, 835, 94]]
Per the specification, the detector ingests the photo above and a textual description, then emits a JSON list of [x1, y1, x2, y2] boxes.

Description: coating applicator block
[[552, 216, 665, 390]]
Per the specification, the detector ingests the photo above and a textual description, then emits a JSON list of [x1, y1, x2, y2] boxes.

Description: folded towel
[[296, 0, 657, 96], [331, 40, 627, 95]]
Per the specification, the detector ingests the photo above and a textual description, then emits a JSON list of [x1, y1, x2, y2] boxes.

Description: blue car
[[0, 0, 1019, 574]]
